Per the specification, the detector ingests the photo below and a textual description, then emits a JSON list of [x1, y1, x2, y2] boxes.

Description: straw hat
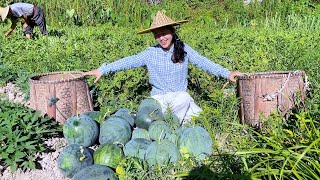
[[0, 6, 9, 22], [138, 11, 188, 34]]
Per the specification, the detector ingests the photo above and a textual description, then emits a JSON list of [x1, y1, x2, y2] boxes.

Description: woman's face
[[152, 27, 174, 49]]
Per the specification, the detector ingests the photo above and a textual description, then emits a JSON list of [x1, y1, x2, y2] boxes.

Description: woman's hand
[[228, 71, 243, 82], [82, 69, 103, 83]]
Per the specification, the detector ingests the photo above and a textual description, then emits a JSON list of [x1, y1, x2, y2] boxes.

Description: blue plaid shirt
[[98, 43, 231, 96]]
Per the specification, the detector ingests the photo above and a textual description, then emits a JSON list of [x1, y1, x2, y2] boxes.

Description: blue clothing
[[9, 3, 47, 35], [98, 43, 231, 96], [10, 3, 34, 17]]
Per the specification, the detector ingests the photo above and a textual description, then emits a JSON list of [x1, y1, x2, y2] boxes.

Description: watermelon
[[138, 98, 161, 110], [63, 114, 99, 147], [131, 128, 150, 140], [123, 138, 152, 160], [163, 132, 178, 145], [177, 126, 213, 160], [93, 143, 124, 169], [57, 144, 93, 178], [112, 108, 135, 127], [135, 98, 164, 130], [72, 164, 118, 180], [82, 111, 102, 124], [145, 140, 180, 167], [148, 120, 171, 141], [99, 116, 132, 145], [164, 111, 180, 129]]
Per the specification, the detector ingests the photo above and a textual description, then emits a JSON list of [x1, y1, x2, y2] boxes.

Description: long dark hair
[[167, 26, 187, 63]]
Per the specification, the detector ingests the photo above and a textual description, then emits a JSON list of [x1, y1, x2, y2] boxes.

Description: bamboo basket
[[237, 70, 307, 128], [29, 71, 93, 124]]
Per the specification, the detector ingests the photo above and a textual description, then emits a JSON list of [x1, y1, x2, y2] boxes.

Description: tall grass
[[232, 112, 320, 179], [1, 0, 320, 28], [0, 0, 320, 179], [0, 0, 193, 27]]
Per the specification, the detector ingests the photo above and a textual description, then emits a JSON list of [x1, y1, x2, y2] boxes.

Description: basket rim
[[237, 70, 305, 80], [29, 71, 85, 84]]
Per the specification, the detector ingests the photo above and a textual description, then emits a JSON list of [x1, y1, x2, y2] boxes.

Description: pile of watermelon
[[57, 98, 213, 179]]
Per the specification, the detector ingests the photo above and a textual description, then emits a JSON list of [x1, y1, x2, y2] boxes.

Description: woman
[[83, 11, 242, 124], [0, 2, 47, 39]]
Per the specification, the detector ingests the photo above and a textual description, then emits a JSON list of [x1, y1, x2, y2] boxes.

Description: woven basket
[[29, 71, 94, 124], [237, 70, 306, 128]]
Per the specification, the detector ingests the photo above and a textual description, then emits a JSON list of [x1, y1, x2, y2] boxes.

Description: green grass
[[0, 0, 319, 179]]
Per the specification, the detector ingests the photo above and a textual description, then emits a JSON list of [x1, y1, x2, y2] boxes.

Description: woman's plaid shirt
[[98, 43, 231, 96]]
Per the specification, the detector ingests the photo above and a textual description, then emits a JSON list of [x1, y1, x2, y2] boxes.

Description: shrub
[[0, 100, 61, 172]]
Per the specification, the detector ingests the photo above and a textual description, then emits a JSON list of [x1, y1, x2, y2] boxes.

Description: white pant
[[152, 91, 202, 124]]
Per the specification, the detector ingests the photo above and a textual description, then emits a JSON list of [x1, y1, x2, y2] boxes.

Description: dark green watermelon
[[123, 138, 152, 160], [72, 164, 118, 180], [112, 108, 135, 127], [57, 144, 93, 178], [82, 111, 102, 124], [93, 143, 124, 169], [131, 128, 150, 140], [145, 140, 180, 167], [99, 116, 132, 145], [163, 132, 178, 145], [138, 98, 161, 111], [63, 114, 99, 147], [177, 126, 213, 160], [135, 98, 164, 130], [148, 120, 171, 141]]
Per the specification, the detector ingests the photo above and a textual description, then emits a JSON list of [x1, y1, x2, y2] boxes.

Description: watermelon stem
[[73, 115, 81, 126], [79, 146, 85, 161], [158, 130, 165, 143], [149, 109, 158, 117], [113, 141, 125, 148]]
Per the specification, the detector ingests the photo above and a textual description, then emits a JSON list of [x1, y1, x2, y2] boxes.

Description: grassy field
[[0, 0, 319, 179]]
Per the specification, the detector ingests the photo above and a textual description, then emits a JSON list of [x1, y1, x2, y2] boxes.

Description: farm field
[[0, 0, 319, 179]]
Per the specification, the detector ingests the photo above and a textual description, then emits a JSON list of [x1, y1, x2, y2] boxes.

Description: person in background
[[0, 2, 47, 39], [83, 11, 242, 124]]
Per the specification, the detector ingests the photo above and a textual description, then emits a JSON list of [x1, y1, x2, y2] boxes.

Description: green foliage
[[0, 64, 17, 86], [0, 0, 320, 178], [1, 0, 319, 28], [233, 112, 320, 179], [0, 100, 61, 172]]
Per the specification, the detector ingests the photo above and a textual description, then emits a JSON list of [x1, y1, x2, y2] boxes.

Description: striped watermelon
[[63, 114, 99, 147], [93, 143, 124, 169]]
